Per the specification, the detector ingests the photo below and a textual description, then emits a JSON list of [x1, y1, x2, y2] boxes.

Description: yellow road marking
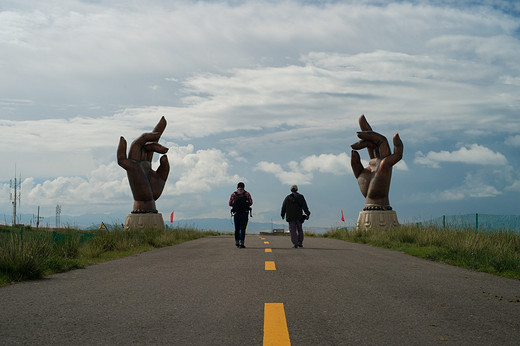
[[265, 248, 272, 253], [263, 303, 291, 346], [264, 241, 270, 244], [265, 261, 276, 271]]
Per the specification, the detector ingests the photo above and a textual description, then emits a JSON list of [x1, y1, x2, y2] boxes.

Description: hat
[[290, 185, 298, 192]]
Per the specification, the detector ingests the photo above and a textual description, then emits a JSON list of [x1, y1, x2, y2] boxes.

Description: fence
[[0, 226, 97, 245], [418, 214, 520, 232]]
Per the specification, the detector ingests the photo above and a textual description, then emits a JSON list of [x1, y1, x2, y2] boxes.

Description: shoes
[[239, 243, 246, 248], [293, 245, 298, 248], [298, 244, 303, 248]]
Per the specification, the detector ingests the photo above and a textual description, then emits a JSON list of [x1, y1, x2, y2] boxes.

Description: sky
[[0, 0, 519, 230]]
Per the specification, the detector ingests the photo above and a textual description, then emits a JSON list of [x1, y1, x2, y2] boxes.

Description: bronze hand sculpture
[[117, 116, 170, 213], [350, 115, 403, 211]]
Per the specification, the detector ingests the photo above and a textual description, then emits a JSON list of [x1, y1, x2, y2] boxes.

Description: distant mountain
[[171, 217, 281, 233], [6, 213, 330, 234]]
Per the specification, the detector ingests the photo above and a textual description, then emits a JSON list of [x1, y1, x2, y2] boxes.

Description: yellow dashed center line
[[262, 238, 290, 344], [263, 303, 291, 345], [265, 261, 276, 271]]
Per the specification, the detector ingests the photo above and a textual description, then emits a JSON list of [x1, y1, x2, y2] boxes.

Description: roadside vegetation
[[0, 225, 219, 287], [323, 225, 520, 279]]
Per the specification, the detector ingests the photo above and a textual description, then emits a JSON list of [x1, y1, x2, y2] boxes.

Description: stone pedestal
[[356, 210, 399, 230], [124, 213, 165, 230]]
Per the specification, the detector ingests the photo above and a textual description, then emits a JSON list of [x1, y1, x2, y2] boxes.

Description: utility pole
[[56, 204, 62, 228], [9, 168, 21, 226], [36, 206, 43, 229]]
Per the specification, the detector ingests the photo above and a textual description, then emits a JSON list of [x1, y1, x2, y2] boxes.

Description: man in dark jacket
[[229, 182, 253, 248], [281, 185, 310, 248]]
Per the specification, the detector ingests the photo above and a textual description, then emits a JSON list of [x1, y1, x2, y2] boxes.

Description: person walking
[[281, 185, 310, 248], [229, 182, 253, 248]]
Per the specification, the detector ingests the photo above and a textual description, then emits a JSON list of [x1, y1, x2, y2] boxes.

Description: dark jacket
[[229, 189, 253, 213], [281, 192, 310, 222]]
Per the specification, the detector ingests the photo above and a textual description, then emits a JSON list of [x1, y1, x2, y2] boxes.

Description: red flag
[[170, 211, 174, 223], [341, 209, 345, 222]]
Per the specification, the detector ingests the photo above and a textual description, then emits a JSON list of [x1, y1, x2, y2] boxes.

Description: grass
[[0, 225, 219, 287], [322, 225, 520, 279], [3, 223, 519, 285]]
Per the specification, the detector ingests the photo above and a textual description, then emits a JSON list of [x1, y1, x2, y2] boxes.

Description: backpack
[[231, 191, 250, 213]]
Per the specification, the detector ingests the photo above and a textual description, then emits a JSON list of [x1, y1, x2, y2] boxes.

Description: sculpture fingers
[[356, 131, 390, 158], [156, 154, 170, 182], [350, 150, 364, 178], [151, 156, 170, 200], [128, 132, 162, 160], [358, 114, 373, 132], [152, 116, 167, 136], [351, 138, 378, 159], [384, 133, 404, 166], [117, 136, 132, 170], [144, 142, 169, 162]]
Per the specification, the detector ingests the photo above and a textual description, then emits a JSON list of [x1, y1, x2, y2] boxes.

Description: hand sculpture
[[350, 115, 403, 211], [117, 116, 170, 213]]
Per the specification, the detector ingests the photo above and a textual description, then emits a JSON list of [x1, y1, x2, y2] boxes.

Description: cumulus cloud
[[414, 144, 507, 168], [164, 144, 240, 195], [0, 144, 239, 216], [1, 1, 519, 224], [505, 135, 520, 147], [10, 162, 129, 216], [432, 172, 502, 201], [256, 153, 350, 185]]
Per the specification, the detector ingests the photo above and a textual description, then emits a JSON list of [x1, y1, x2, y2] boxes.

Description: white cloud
[[414, 144, 507, 168], [506, 180, 520, 192], [505, 135, 520, 147], [165, 144, 240, 195], [9, 162, 129, 216], [255, 161, 313, 185], [300, 153, 350, 174], [432, 172, 502, 201], [1, 1, 520, 224], [0, 144, 239, 216], [256, 152, 351, 185]]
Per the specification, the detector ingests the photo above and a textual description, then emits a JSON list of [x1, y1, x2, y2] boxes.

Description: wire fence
[[0, 226, 97, 245], [417, 213, 520, 232]]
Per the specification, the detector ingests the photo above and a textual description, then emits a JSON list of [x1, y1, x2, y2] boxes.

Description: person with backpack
[[229, 182, 253, 248], [281, 185, 310, 248]]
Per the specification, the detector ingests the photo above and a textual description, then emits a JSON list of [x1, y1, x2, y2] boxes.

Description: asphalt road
[[1, 235, 519, 345]]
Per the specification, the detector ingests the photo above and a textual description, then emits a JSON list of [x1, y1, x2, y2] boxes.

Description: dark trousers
[[233, 212, 248, 243], [288, 220, 304, 246]]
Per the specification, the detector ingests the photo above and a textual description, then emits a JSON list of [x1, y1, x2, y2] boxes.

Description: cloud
[[12, 162, 129, 216], [300, 153, 350, 174], [0, 143, 239, 216], [165, 144, 240, 195], [414, 144, 507, 168], [505, 135, 520, 147], [432, 172, 502, 201], [256, 152, 350, 185], [255, 161, 313, 185], [1, 1, 520, 224]]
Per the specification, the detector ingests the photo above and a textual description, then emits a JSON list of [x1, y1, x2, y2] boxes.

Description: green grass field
[[322, 225, 520, 280], [2, 224, 519, 286], [0, 225, 219, 287]]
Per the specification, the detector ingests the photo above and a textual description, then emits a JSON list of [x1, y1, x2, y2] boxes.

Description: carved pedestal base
[[356, 210, 399, 230], [124, 213, 165, 230]]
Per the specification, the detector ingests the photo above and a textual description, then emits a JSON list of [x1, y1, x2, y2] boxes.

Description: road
[[1, 235, 519, 345]]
